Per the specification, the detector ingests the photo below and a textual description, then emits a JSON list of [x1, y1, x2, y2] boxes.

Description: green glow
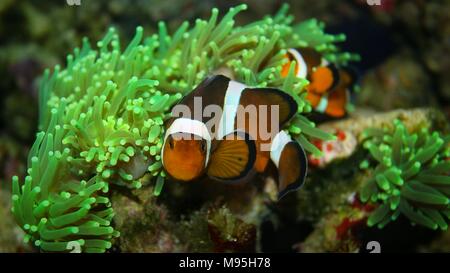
[[360, 119, 450, 230]]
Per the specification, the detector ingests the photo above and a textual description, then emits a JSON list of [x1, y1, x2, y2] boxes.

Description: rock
[[319, 107, 448, 141], [356, 53, 437, 111], [369, 0, 450, 106], [418, 230, 450, 252], [112, 180, 266, 252], [309, 129, 358, 168], [305, 107, 448, 172]]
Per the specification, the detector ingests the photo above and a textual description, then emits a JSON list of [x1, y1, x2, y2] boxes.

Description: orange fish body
[[281, 48, 356, 118]]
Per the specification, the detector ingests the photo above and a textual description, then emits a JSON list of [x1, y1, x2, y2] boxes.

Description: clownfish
[[281, 48, 357, 118], [161, 75, 307, 200]]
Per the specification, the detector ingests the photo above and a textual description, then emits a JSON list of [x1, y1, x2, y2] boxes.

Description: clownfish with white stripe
[[281, 48, 357, 118], [161, 75, 307, 200]]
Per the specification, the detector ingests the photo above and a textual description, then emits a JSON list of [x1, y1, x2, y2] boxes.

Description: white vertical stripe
[[320, 58, 330, 67], [315, 96, 328, 113], [288, 48, 308, 78], [216, 80, 247, 139], [162, 118, 212, 167], [270, 131, 292, 168]]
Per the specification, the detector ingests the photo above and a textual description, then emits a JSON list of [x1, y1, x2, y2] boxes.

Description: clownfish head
[[161, 118, 211, 182]]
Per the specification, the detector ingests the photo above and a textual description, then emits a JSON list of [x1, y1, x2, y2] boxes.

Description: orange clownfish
[[281, 48, 357, 118], [162, 75, 307, 200]]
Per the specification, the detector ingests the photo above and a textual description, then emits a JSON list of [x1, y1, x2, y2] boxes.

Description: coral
[[10, 4, 356, 252], [298, 203, 369, 253], [112, 186, 192, 252], [293, 109, 448, 252], [207, 206, 257, 252], [360, 119, 450, 230], [309, 129, 357, 168], [112, 185, 259, 252], [318, 108, 448, 140], [298, 109, 448, 224]]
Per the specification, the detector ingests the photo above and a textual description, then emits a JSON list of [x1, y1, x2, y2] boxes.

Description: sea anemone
[[11, 4, 356, 252], [360, 119, 450, 230]]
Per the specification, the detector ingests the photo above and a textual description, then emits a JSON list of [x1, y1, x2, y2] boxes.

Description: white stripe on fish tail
[[162, 117, 212, 167], [270, 130, 292, 168], [288, 48, 308, 78], [216, 80, 247, 139]]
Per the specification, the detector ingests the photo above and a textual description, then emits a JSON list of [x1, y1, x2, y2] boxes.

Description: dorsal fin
[[168, 75, 230, 130], [281, 48, 322, 79], [238, 87, 298, 127], [297, 47, 322, 74], [177, 74, 230, 110]]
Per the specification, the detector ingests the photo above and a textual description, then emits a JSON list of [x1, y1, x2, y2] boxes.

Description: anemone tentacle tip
[[360, 120, 450, 230]]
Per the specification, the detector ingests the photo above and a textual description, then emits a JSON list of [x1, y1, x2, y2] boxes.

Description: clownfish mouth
[[165, 162, 204, 182]]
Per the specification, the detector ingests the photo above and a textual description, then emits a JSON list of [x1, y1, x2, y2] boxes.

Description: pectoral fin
[[207, 131, 256, 183]]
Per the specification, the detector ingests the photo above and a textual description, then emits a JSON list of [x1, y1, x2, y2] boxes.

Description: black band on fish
[[326, 63, 341, 93]]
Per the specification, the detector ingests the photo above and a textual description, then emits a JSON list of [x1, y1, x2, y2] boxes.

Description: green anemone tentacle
[[360, 119, 450, 230]]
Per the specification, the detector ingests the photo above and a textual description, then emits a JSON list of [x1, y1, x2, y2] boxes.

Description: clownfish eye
[[200, 140, 207, 153], [168, 137, 174, 149]]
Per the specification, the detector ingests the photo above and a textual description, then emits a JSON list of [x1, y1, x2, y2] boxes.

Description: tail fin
[[270, 131, 308, 200]]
